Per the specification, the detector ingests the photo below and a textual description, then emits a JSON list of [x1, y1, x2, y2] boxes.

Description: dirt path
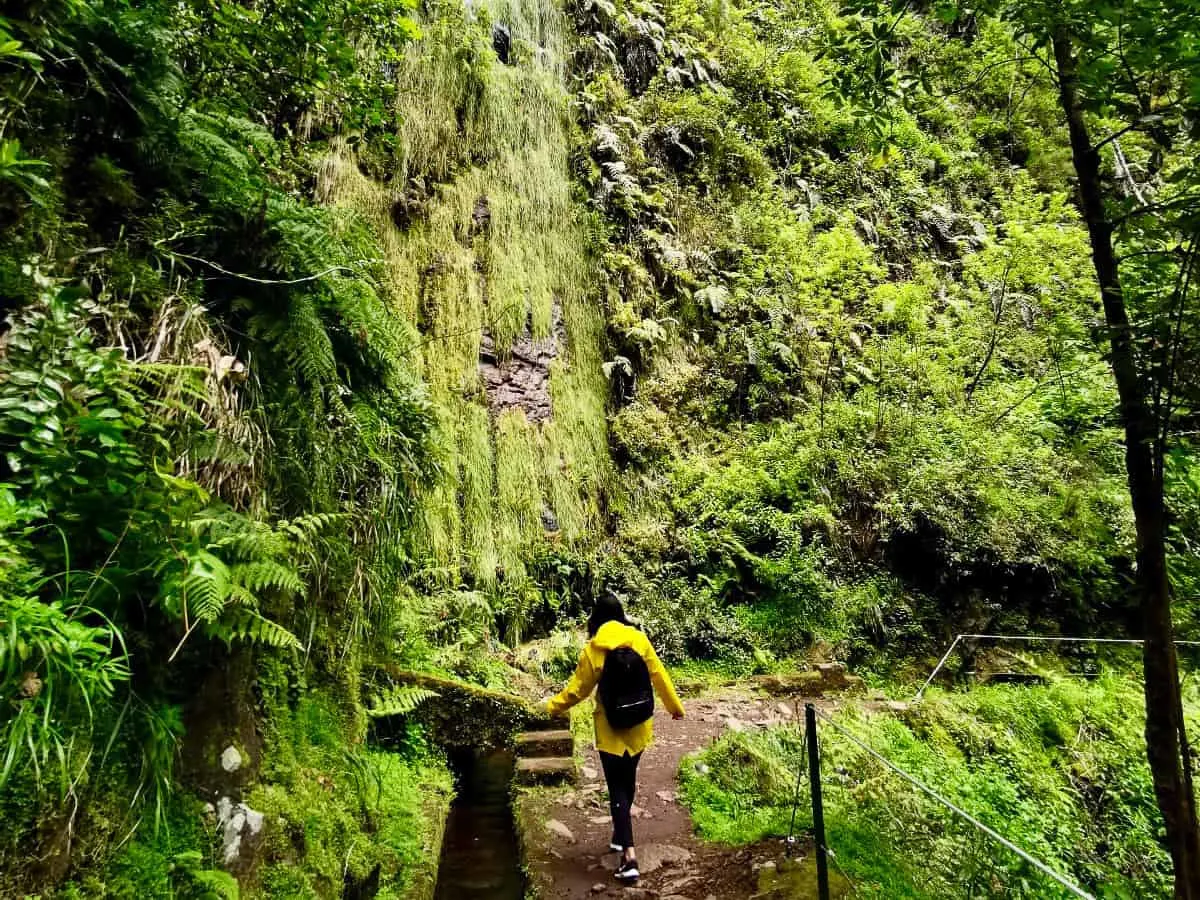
[[520, 690, 836, 900]]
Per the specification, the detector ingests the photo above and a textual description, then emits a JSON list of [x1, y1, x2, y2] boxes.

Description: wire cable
[[785, 717, 808, 854], [914, 633, 1200, 701], [812, 708, 1096, 900]]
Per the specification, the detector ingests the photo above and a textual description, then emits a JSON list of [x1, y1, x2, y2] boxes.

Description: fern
[[182, 550, 231, 623], [284, 292, 339, 385], [154, 500, 313, 657], [218, 609, 302, 650], [232, 559, 303, 595], [277, 512, 345, 543], [367, 686, 439, 718]]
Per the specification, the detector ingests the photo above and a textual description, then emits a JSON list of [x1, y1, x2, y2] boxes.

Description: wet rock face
[[479, 302, 565, 423], [493, 24, 511, 64]]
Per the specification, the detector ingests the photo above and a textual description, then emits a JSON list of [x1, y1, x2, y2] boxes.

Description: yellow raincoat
[[545, 621, 685, 756]]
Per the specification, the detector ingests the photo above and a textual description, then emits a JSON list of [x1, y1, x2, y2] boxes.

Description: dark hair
[[587, 591, 631, 637]]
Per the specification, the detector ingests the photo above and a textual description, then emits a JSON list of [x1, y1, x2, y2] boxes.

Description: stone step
[[515, 756, 576, 787], [515, 729, 574, 758], [525, 711, 570, 730]]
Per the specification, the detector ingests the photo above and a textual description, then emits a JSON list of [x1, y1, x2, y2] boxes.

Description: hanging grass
[[318, 0, 610, 589]]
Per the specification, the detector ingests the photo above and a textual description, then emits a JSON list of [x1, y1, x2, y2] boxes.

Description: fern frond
[[224, 582, 258, 606], [217, 609, 302, 650], [282, 292, 338, 385], [183, 551, 231, 623], [367, 686, 439, 718], [232, 559, 303, 596], [278, 512, 345, 540]]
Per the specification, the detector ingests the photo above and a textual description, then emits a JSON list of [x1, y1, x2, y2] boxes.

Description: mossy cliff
[[319, 0, 612, 605], [0, 0, 609, 894]]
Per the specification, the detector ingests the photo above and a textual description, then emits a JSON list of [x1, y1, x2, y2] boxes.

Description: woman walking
[[544, 594, 685, 883]]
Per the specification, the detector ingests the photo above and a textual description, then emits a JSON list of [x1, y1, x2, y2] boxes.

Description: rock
[[630, 803, 646, 818], [655, 790, 676, 803], [887, 701, 910, 714], [590, 815, 610, 825], [753, 671, 822, 695], [661, 875, 700, 892], [619, 889, 657, 899], [516, 728, 573, 757], [215, 798, 264, 864], [582, 765, 599, 780], [517, 755, 576, 786], [545, 819, 576, 843], [815, 662, 848, 689], [471, 195, 491, 235], [693, 762, 709, 775], [638, 843, 692, 874], [243, 805, 264, 835], [593, 884, 608, 894], [760, 860, 777, 875], [855, 215, 878, 244], [492, 23, 511, 64], [478, 302, 565, 424], [776, 701, 793, 717], [220, 745, 243, 773], [19, 671, 42, 699], [723, 716, 746, 732], [221, 829, 242, 865]]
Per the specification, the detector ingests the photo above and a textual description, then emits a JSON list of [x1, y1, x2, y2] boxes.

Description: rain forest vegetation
[[1, 0, 1199, 896]]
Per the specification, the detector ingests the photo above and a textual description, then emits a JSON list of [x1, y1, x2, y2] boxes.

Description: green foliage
[[681, 674, 1179, 897], [0, 284, 302, 794], [367, 686, 440, 718], [251, 671, 453, 900], [3, 0, 1198, 894], [574, 0, 1168, 671], [0, 490, 128, 791]]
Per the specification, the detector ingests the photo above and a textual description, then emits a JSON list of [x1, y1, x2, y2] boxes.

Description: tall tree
[[834, 1, 1200, 894]]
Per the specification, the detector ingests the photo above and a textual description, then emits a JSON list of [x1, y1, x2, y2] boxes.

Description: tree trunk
[[1053, 28, 1200, 898]]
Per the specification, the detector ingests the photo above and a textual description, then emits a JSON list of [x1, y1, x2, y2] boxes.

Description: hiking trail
[[518, 678, 858, 900]]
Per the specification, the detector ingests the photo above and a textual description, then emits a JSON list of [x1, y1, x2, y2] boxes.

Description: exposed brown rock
[[479, 300, 566, 423]]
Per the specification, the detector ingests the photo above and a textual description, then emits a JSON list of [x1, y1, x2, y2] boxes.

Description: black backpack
[[598, 646, 654, 730]]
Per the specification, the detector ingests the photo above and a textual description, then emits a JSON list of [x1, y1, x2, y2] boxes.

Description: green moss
[[248, 677, 453, 900], [320, 0, 611, 593], [53, 795, 224, 900]]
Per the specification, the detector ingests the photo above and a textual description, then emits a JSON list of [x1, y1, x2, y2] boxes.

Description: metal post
[[806, 703, 831, 900], [913, 633, 963, 702]]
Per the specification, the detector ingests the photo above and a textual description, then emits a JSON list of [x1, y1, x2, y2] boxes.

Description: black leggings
[[599, 750, 642, 849]]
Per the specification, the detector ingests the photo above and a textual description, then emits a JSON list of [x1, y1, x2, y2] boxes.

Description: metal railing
[[913, 633, 1200, 701]]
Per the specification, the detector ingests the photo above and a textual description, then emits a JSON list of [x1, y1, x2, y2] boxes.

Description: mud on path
[[519, 689, 841, 900]]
